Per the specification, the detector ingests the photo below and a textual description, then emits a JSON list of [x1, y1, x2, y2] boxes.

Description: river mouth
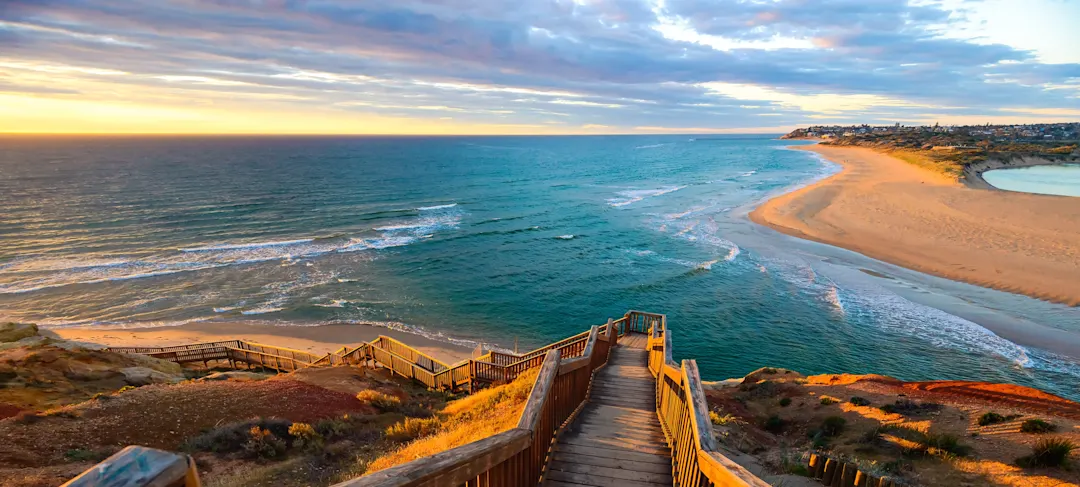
[[982, 164, 1080, 197]]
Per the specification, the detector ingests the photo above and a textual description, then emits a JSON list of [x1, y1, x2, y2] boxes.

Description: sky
[[1, 0, 1078, 134]]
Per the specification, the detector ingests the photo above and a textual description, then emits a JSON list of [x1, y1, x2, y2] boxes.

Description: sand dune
[[750, 145, 1080, 306]]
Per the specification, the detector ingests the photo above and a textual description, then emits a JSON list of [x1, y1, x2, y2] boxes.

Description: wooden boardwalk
[[544, 337, 673, 487]]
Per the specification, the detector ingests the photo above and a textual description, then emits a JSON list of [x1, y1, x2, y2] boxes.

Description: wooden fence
[[336, 322, 616, 487], [109, 340, 323, 372], [806, 454, 899, 487], [646, 313, 770, 487]]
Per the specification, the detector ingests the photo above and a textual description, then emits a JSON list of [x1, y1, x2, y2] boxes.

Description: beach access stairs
[[84, 311, 768, 487]]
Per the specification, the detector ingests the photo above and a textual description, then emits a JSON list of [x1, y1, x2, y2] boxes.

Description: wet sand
[[750, 145, 1080, 307], [53, 321, 475, 364]]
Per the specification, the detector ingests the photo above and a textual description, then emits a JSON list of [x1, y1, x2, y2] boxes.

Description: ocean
[[2, 135, 1078, 400]]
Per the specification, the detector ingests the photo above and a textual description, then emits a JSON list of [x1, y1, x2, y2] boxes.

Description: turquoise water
[[1, 135, 1078, 399], [983, 164, 1080, 197]]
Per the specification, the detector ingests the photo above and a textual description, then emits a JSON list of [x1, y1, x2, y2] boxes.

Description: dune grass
[[366, 369, 539, 473], [888, 149, 965, 179]]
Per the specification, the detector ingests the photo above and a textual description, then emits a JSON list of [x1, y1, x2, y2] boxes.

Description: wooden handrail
[[337, 325, 611, 487], [88, 310, 768, 487], [648, 314, 770, 487]]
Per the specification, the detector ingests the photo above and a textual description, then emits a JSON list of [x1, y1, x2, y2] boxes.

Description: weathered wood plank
[[548, 460, 673, 483], [553, 444, 671, 465], [551, 452, 672, 474], [545, 469, 669, 487]]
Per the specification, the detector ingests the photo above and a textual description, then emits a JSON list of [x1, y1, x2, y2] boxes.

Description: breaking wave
[[608, 186, 687, 207], [0, 206, 464, 295]]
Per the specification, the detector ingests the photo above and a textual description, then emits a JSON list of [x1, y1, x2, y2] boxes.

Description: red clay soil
[[902, 380, 1080, 420], [806, 373, 1080, 421], [0, 376, 375, 469], [0, 404, 22, 420]]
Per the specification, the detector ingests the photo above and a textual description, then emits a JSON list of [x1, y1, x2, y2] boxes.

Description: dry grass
[[366, 369, 539, 473], [888, 149, 964, 179]]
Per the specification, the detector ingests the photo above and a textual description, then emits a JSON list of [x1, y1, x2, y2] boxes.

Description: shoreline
[[52, 321, 476, 364], [750, 145, 1080, 308]]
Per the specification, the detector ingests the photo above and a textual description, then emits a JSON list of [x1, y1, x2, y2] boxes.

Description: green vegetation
[[779, 397, 792, 407], [1019, 419, 1056, 434], [820, 397, 838, 405], [183, 418, 293, 454], [977, 412, 1006, 426], [763, 415, 785, 433], [355, 390, 402, 411], [879, 399, 942, 416], [849, 396, 871, 407], [243, 426, 288, 459], [1017, 438, 1076, 468], [820, 416, 846, 437], [385, 417, 442, 441], [288, 422, 324, 451]]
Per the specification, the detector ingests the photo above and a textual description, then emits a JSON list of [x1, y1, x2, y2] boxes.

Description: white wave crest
[[416, 203, 458, 210], [608, 185, 687, 207], [555, 234, 575, 240], [180, 238, 314, 252]]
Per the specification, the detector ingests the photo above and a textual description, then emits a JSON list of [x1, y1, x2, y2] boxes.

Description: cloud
[[0, 0, 1077, 133]]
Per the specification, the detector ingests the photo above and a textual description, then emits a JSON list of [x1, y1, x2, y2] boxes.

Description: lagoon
[[983, 164, 1080, 197]]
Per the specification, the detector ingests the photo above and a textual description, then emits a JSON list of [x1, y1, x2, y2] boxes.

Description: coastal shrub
[[288, 422, 323, 451], [779, 397, 792, 407], [1017, 438, 1076, 468], [183, 418, 292, 453], [763, 415, 785, 434], [63, 448, 110, 462], [1020, 419, 1056, 434], [356, 390, 402, 411], [386, 417, 442, 441], [849, 396, 871, 407], [879, 399, 942, 416], [314, 415, 351, 440], [820, 416, 846, 437], [922, 432, 971, 457], [710, 411, 742, 426], [820, 397, 838, 406], [243, 426, 287, 459]]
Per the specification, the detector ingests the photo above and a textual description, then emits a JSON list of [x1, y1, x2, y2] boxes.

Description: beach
[[53, 321, 475, 364], [750, 145, 1080, 307]]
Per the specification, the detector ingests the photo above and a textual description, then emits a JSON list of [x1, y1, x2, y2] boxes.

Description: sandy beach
[[750, 145, 1080, 307], [52, 321, 475, 364]]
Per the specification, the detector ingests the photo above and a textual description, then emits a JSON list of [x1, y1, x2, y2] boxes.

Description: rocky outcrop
[[0, 324, 186, 411], [0, 322, 39, 343]]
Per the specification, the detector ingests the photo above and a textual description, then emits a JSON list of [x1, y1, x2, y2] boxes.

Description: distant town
[[781, 123, 1078, 175], [783, 122, 1079, 147]]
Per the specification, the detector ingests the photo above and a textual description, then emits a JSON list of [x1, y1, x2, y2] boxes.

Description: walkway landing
[[543, 336, 673, 487]]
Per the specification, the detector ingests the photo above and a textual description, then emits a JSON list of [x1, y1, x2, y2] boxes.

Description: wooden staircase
[[544, 337, 673, 487]]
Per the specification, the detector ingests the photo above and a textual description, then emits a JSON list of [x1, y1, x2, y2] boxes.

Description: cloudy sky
[[1, 0, 1078, 134]]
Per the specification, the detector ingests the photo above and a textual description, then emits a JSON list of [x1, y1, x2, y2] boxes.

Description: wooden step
[[560, 437, 671, 456], [548, 460, 674, 484], [545, 469, 670, 487], [551, 452, 672, 474], [553, 444, 671, 465]]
